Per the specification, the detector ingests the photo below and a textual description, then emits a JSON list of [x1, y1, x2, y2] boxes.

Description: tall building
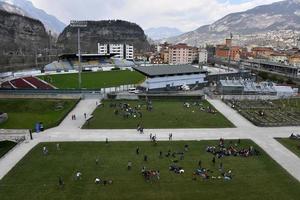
[[97, 44, 134, 60], [168, 43, 198, 65], [199, 49, 208, 64]]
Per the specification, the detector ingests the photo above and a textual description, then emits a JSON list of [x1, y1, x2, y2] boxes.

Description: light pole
[[70, 20, 88, 89]]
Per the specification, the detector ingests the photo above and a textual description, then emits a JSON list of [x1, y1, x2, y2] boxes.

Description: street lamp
[[70, 20, 88, 89]]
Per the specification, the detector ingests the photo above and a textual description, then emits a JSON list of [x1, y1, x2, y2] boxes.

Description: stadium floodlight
[[70, 20, 88, 28], [70, 20, 88, 90]]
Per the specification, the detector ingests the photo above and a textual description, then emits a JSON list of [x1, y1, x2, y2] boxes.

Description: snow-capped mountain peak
[[0, 0, 66, 35]]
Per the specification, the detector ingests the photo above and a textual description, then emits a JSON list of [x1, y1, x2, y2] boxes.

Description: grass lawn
[[0, 99, 78, 129], [0, 141, 17, 158], [83, 99, 234, 129], [0, 140, 300, 200], [39, 70, 145, 89], [277, 138, 300, 158]]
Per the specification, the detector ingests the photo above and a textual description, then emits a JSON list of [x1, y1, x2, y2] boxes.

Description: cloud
[[30, 0, 282, 32]]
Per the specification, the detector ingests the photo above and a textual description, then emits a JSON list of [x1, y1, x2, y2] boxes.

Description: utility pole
[[70, 20, 88, 90], [48, 30, 52, 64]]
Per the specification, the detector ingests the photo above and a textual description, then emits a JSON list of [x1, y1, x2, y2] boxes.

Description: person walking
[[127, 161, 132, 170]]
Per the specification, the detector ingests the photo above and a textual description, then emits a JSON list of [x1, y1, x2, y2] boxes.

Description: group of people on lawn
[[48, 138, 261, 188], [206, 138, 260, 158]]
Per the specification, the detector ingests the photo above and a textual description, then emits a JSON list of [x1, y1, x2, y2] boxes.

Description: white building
[[133, 65, 207, 90], [199, 49, 208, 64], [97, 43, 134, 60]]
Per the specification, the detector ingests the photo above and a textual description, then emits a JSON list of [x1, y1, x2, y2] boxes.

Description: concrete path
[[0, 139, 40, 180], [0, 99, 300, 184], [207, 99, 255, 128], [58, 99, 99, 129]]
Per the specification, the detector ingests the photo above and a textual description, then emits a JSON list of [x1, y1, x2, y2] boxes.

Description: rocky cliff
[[57, 20, 150, 53], [0, 9, 49, 71], [0, 9, 49, 53]]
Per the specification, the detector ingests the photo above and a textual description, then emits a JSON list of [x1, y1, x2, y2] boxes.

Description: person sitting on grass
[[224, 170, 233, 181], [95, 177, 101, 184], [169, 164, 184, 174], [75, 171, 82, 180]]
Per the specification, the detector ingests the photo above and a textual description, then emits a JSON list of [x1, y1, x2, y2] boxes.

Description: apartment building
[[97, 43, 134, 60], [168, 43, 198, 65], [199, 49, 208, 64]]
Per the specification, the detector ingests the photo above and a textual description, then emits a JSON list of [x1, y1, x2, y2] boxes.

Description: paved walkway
[[58, 99, 99, 129], [0, 99, 300, 183]]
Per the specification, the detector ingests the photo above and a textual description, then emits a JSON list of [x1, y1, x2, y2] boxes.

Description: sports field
[[0, 99, 78, 129], [39, 70, 145, 89], [83, 99, 234, 129], [0, 140, 299, 200], [0, 141, 17, 158], [277, 138, 300, 158]]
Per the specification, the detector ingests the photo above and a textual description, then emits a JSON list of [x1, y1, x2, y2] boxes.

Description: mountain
[[57, 20, 151, 54], [0, 1, 29, 17], [166, 0, 300, 47], [145, 27, 183, 40], [0, 9, 49, 72], [0, 0, 66, 35]]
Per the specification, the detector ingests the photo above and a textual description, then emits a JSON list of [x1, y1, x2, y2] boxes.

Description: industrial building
[[218, 79, 298, 97], [133, 65, 207, 91]]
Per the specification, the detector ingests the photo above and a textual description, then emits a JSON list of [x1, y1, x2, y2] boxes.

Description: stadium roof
[[59, 53, 115, 60], [133, 65, 206, 77]]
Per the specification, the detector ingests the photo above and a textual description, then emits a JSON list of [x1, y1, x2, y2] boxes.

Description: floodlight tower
[[70, 20, 88, 89]]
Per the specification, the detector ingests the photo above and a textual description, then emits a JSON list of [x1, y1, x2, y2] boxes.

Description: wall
[[142, 74, 206, 90]]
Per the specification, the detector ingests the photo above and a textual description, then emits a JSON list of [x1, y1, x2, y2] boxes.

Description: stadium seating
[[10, 78, 35, 89], [23, 77, 54, 90], [1, 77, 54, 90]]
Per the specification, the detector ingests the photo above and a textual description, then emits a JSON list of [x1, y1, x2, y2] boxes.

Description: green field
[[277, 138, 300, 158], [0, 140, 299, 200], [39, 70, 145, 89], [0, 99, 78, 129], [83, 99, 234, 129], [0, 141, 17, 158]]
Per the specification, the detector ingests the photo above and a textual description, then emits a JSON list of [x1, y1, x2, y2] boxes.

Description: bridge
[[209, 57, 300, 82]]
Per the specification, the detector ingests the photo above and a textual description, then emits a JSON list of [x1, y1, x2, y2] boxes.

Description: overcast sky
[[30, 0, 282, 32]]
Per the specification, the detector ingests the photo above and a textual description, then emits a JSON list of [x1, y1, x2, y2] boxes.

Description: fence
[[0, 84, 137, 98]]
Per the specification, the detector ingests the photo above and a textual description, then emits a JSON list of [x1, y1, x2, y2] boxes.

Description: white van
[[128, 88, 140, 94]]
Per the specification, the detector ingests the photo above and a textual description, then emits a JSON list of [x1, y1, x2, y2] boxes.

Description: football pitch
[[39, 70, 145, 89]]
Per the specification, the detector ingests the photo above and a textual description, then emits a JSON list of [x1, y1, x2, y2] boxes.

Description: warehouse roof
[[133, 65, 206, 77]]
